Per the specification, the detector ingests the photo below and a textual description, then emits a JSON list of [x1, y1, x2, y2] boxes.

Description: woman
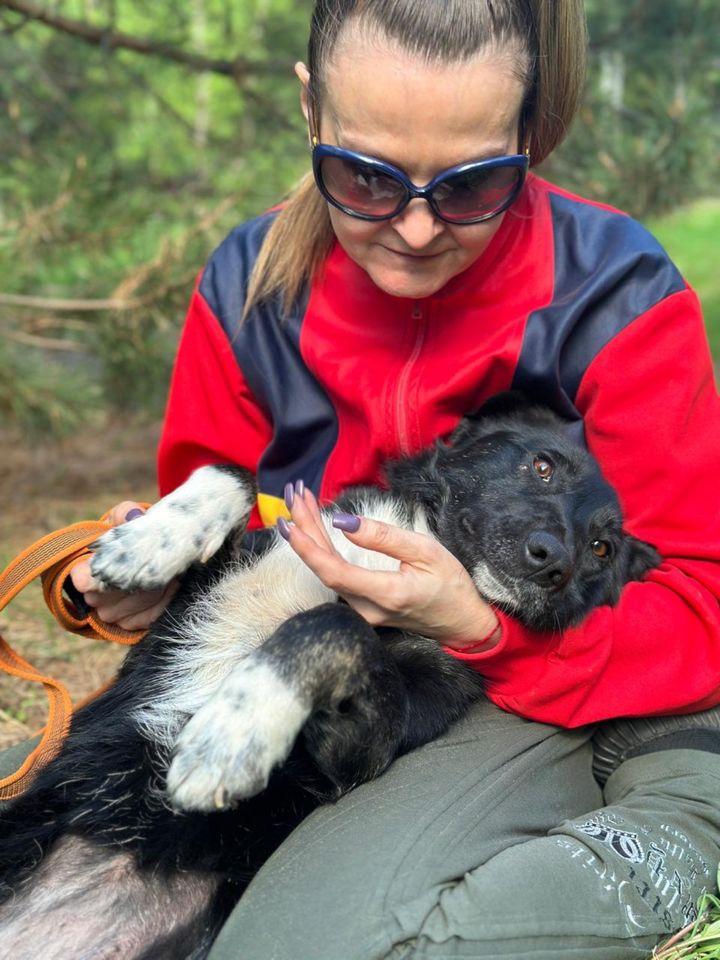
[[70, 1, 720, 956]]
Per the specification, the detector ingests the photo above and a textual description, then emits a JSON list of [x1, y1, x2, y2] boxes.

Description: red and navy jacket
[[158, 173, 720, 728]]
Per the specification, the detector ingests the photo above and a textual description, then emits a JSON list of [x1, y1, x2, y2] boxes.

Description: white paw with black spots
[[166, 660, 309, 812], [90, 465, 254, 591]]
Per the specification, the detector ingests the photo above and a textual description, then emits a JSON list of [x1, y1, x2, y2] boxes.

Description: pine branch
[[3, 329, 87, 351], [0, 0, 290, 81], [0, 293, 142, 311]]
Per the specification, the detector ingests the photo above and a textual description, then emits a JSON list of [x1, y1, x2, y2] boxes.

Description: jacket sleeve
[[449, 286, 720, 727], [157, 277, 273, 525]]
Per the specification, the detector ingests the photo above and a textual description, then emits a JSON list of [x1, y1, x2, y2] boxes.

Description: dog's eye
[[591, 540, 611, 559], [532, 457, 554, 482]]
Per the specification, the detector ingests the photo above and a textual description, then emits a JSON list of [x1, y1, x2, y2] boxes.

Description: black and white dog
[[0, 394, 659, 959]]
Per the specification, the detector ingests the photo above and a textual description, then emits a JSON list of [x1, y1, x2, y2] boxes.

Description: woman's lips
[[382, 246, 447, 260]]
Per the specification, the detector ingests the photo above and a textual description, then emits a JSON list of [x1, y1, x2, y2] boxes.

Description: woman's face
[[297, 32, 527, 299]]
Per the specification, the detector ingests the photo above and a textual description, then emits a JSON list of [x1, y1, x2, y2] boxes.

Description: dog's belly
[[0, 835, 221, 960]]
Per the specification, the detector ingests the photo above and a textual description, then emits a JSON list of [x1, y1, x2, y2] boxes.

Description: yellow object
[[257, 492, 291, 528]]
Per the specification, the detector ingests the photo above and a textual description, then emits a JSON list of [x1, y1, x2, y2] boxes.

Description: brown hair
[[244, 0, 587, 316]]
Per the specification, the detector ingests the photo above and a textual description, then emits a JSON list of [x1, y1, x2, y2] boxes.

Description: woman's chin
[[363, 259, 456, 300]]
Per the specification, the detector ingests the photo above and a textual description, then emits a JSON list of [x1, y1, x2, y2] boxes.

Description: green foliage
[[0, 0, 313, 429], [0, 337, 99, 436], [649, 199, 720, 359], [651, 871, 720, 958], [546, 81, 715, 219], [546, 0, 720, 218], [0, 0, 718, 434]]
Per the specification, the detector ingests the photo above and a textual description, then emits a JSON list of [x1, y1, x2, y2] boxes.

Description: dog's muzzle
[[523, 531, 572, 590]]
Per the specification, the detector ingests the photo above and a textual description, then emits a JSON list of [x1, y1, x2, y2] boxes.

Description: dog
[[0, 393, 660, 959]]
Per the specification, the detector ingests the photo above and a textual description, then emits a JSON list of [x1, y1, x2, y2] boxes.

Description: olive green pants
[[207, 700, 720, 960], [4, 701, 720, 960]]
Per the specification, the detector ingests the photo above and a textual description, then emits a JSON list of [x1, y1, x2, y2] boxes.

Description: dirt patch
[[0, 415, 161, 749]]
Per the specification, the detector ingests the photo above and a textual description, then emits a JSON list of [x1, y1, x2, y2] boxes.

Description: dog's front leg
[[90, 464, 256, 591], [165, 603, 405, 812]]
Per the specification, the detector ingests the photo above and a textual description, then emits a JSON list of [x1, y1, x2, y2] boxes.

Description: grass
[[648, 198, 720, 361], [652, 877, 720, 959]]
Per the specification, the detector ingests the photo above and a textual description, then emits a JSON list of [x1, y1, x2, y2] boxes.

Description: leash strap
[[0, 514, 149, 800]]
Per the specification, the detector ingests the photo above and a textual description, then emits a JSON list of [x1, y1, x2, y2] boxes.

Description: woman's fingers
[[276, 492, 500, 647], [330, 513, 437, 567], [284, 482, 335, 550], [302, 488, 335, 547], [106, 501, 147, 527], [279, 509, 416, 599], [285, 484, 436, 567], [80, 580, 180, 629], [70, 559, 102, 594], [114, 581, 180, 630]]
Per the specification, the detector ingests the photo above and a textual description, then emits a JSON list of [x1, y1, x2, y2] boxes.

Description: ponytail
[[243, 173, 334, 319], [527, 0, 587, 165]]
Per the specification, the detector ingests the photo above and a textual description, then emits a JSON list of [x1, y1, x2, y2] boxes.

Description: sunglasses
[[311, 142, 530, 225]]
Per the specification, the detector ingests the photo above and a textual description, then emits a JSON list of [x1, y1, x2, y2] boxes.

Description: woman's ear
[[295, 61, 311, 124]]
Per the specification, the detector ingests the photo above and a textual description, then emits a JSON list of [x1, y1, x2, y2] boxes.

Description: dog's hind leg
[[166, 605, 485, 812], [301, 628, 485, 793], [166, 603, 410, 812], [0, 834, 223, 960]]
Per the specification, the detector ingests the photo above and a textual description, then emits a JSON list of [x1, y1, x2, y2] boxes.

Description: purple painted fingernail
[[125, 508, 145, 522], [277, 517, 293, 541], [332, 513, 361, 533], [295, 479, 305, 498], [284, 482, 294, 511]]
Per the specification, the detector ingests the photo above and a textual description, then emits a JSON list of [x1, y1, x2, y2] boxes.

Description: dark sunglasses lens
[[433, 164, 522, 222], [319, 156, 406, 217]]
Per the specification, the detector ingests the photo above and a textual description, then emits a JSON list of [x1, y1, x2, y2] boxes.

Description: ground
[[0, 416, 161, 750]]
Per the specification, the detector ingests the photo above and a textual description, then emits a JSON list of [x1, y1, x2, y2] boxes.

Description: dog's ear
[[624, 535, 662, 582], [385, 446, 452, 515]]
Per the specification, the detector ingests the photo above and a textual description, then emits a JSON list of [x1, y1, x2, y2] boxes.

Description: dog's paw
[[90, 466, 254, 591], [166, 660, 309, 812], [90, 505, 225, 591]]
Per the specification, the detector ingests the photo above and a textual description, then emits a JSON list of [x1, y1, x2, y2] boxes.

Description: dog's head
[[390, 393, 661, 632]]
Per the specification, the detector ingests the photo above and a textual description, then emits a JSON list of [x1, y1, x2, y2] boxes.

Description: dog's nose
[[524, 531, 572, 589]]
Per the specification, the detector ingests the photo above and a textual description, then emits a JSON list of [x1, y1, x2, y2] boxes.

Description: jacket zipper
[[395, 302, 427, 456]]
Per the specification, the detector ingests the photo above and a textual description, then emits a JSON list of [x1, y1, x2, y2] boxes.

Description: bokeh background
[[0, 0, 719, 741]]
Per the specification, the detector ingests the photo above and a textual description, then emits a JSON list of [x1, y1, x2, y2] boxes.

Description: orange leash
[[0, 512, 150, 800]]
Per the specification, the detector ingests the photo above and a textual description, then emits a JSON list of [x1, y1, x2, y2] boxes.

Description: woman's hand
[[278, 484, 500, 652], [70, 501, 179, 631]]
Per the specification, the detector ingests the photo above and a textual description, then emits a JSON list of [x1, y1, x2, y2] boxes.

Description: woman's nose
[[390, 199, 446, 249]]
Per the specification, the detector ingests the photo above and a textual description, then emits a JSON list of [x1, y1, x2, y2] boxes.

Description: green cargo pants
[[3, 700, 720, 960], [206, 700, 720, 960]]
